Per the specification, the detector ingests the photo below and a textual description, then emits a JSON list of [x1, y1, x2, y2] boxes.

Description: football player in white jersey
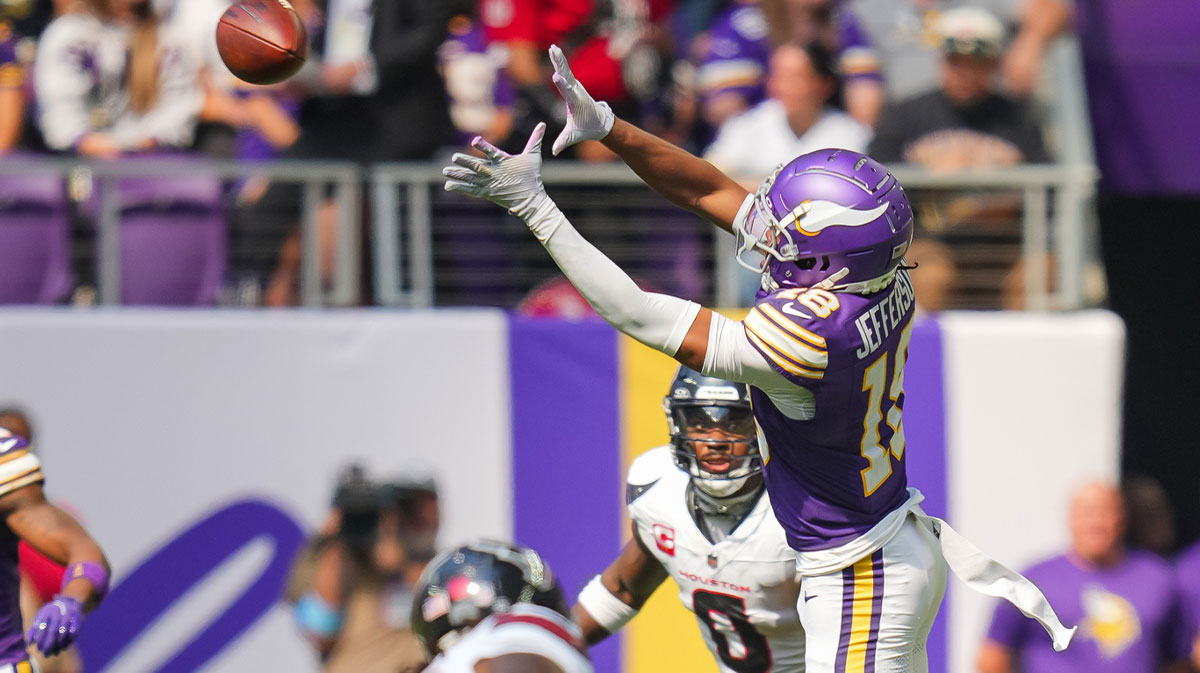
[[574, 367, 805, 673], [411, 540, 592, 673]]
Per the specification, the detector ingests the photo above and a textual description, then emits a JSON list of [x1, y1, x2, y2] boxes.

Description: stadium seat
[[115, 170, 227, 306], [0, 174, 73, 304]]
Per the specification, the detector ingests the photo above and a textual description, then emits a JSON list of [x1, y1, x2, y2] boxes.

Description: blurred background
[[0, 0, 1197, 671]]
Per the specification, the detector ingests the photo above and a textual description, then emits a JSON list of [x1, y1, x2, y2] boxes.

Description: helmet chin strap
[[812, 267, 851, 290], [762, 266, 897, 296]]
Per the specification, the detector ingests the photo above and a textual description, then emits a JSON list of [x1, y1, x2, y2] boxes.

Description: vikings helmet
[[664, 366, 761, 498], [411, 539, 566, 658], [735, 148, 914, 294]]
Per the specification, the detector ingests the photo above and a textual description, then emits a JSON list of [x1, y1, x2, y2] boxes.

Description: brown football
[[216, 0, 308, 85]]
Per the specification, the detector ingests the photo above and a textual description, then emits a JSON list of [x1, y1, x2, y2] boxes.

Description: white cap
[[935, 6, 1006, 59]]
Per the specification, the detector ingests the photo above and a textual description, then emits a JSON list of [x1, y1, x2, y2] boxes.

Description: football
[[216, 0, 309, 85]]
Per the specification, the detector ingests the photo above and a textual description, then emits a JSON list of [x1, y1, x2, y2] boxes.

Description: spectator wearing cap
[[849, 0, 1072, 101], [703, 40, 870, 181], [868, 6, 1048, 172], [977, 481, 1190, 673]]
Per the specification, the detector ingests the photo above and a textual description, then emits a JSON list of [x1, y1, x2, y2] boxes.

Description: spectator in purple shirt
[[978, 482, 1189, 673], [696, 0, 882, 129], [1177, 540, 1200, 670]]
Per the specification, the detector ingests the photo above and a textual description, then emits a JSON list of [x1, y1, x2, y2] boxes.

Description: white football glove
[[443, 123, 561, 240], [549, 44, 616, 156]]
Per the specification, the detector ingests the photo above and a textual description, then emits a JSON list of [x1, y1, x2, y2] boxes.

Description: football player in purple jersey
[[441, 44, 1074, 671], [0, 426, 109, 668]]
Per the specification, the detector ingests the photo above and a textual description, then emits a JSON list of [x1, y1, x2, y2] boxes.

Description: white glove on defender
[[443, 124, 560, 240], [549, 44, 616, 156]]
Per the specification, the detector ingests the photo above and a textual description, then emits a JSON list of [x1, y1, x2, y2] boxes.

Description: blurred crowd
[[0, 0, 1076, 309], [0, 0, 1069, 167], [282, 463, 1200, 673]]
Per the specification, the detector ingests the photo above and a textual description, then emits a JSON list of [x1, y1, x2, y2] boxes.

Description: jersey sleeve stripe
[[745, 325, 824, 380], [0, 449, 29, 466], [0, 468, 43, 497], [745, 310, 828, 368], [0, 453, 42, 485], [698, 60, 764, 91], [755, 304, 827, 348]]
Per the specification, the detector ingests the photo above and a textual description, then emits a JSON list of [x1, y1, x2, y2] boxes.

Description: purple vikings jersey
[[698, 1, 881, 108], [0, 431, 46, 665], [988, 551, 1180, 673], [698, 3, 770, 107], [743, 269, 915, 552], [1176, 541, 1200, 660]]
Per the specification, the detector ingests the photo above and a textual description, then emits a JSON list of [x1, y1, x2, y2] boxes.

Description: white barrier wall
[[0, 309, 513, 672], [0, 309, 1125, 673], [941, 311, 1125, 673]]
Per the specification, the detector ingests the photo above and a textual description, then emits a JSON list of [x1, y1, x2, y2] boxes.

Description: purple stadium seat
[[115, 171, 227, 306], [0, 174, 73, 304]]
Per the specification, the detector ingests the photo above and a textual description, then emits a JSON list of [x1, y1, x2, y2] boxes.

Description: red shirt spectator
[[18, 542, 65, 604], [480, 0, 593, 49], [481, 0, 673, 104]]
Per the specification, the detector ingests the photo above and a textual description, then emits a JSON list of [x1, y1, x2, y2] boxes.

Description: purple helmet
[[734, 149, 914, 294]]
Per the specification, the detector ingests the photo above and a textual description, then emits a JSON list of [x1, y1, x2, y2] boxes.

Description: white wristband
[[577, 575, 638, 633]]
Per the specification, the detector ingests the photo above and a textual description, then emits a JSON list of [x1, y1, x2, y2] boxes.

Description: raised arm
[[548, 46, 750, 233], [442, 125, 817, 420], [573, 526, 668, 645]]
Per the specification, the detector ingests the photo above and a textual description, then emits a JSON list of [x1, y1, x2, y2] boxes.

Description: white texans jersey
[[426, 604, 592, 673], [627, 447, 804, 673]]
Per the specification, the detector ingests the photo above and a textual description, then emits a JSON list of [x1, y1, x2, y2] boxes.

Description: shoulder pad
[[626, 447, 679, 505], [743, 290, 833, 383], [626, 446, 677, 486]]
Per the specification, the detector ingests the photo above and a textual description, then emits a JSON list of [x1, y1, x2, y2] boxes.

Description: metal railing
[[0, 156, 1098, 310], [371, 161, 1099, 311], [0, 157, 361, 307]]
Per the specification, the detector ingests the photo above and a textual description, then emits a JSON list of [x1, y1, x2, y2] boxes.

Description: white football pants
[[797, 514, 947, 673]]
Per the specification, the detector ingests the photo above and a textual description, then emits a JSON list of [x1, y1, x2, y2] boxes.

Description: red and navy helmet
[[411, 539, 566, 658]]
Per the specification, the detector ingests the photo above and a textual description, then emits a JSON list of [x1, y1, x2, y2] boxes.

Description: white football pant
[[798, 515, 947, 673]]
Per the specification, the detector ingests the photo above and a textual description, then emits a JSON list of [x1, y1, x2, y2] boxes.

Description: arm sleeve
[[34, 20, 96, 150], [530, 199, 701, 356], [527, 200, 814, 417]]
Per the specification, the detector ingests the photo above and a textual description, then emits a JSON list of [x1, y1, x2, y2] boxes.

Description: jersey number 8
[[693, 590, 772, 673]]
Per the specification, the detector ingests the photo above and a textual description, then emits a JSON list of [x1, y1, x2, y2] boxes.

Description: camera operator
[[287, 466, 440, 673]]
